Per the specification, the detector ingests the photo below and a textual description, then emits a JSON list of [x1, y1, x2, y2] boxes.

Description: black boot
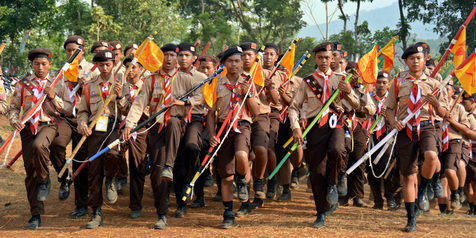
[[403, 202, 416, 232], [266, 177, 277, 199], [254, 178, 265, 199], [26, 215, 41, 230], [313, 212, 326, 228]]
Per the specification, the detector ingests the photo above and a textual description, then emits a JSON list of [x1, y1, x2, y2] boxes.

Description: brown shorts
[[461, 142, 470, 165], [268, 111, 280, 152], [441, 139, 463, 171], [396, 124, 440, 176], [217, 122, 251, 178], [251, 114, 270, 148]]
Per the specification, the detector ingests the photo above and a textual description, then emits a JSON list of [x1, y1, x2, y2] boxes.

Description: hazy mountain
[[298, 2, 440, 40]]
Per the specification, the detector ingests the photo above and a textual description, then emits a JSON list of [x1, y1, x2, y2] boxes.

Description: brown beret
[[124, 44, 138, 55], [110, 41, 123, 51], [312, 42, 333, 53], [199, 55, 217, 65], [93, 49, 115, 63], [91, 41, 111, 54], [28, 48, 53, 61], [161, 44, 179, 53], [63, 35, 85, 49]]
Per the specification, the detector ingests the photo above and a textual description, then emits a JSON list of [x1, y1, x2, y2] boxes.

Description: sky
[[301, 0, 398, 25]]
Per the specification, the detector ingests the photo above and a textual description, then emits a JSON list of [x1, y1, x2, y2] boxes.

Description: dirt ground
[[0, 114, 475, 237]]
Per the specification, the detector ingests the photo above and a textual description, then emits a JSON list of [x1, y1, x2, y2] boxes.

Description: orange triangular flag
[[455, 52, 476, 95], [64, 56, 79, 82], [381, 41, 395, 72], [203, 67, 227, 108], [451, 26, 467, 68], [251, 59, 264, 87], [280, 43, 295, 73], [135, 40, 164, 73], [357, 43, 378, 84]]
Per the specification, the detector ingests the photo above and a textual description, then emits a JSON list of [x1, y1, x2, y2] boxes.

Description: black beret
[[333, 42, 343, 51], [109, 41, 123, 51], [178, 42, 197, 55], [264, 43, 279, 54], [220, 46, 243, 63], [401, 44, 426, 59], [28, 48, 52, 61], [124, 44, 138, 55], [453, 86, 462, 94], [93, 49, 115, 63], [91, 41, 111, 54], [63, 35, 85, 49], [161, 44, 179, 54], [345, 61, 356, 71], [239, 42, 258, 53], [312, 42, 333, 53], [462, 91, 476, 101], [198, 55, 217, 65], [426, 58, 436, 67], [415, 42, 430, 55], [377, 71, 390, 79]]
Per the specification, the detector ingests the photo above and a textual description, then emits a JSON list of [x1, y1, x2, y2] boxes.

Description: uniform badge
[[417, 46, 423, 52], [116, 44, 121, 49], [335, 98, 340, 103], [317, 94, 321, 99], [77, 38, 83, 45], [155, 82, 159, 86], [191, 46, 195, 52], [105, 52, 113, 58], [92, 91, 95, 95]]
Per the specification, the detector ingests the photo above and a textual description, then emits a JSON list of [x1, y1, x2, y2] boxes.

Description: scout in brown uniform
[[109, 40, 128, 190], [460, 93, 476, 215], [9, 48, 73, 229], [384, 44, 449, 232], [331, 42, 345, 73], [197, 55, 223, 202], [437, 85, 468, 212], [207, 47, 260, 228], [262, 43, 285, 200], [123, 44, 203, 229], [172, 42, 207, 217], [367, 72, 401, 210], [77, 49, 123, 229], [114, 56, 148, 219], [48, 36, 94, 219], [289, 42, 359, 228], [275, 62, 304, 201], [340, 61, 377, 207]]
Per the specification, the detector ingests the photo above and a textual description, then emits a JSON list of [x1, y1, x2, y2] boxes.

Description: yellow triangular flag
[[451, 26, 467, 68], [455, 52, 476, 95], [135, 40, 164, 73], [357, 43, 378, 84], [280, 43, 295, 73], [64, 56, 79, 82]]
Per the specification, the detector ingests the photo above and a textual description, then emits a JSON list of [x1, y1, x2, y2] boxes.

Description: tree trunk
[[338, 0, 347, 32], [354, 0, 360, 46], [398, 0, 407, 49]]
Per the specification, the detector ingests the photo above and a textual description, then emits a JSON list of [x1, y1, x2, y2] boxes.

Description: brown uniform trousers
[[344, 122, 367, 199], [174, 115, 203, 207], [49, 116, 89, 208], [87, 121, 120, 207], [149, 123, 170, 216], [306, 117, 345, 213], [20, 123, 58, 216], [128, 127, 149, 211], [367, 134, 402, 208]]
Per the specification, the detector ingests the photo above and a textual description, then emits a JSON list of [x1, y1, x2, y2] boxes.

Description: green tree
[[403, 0, 476, 54]]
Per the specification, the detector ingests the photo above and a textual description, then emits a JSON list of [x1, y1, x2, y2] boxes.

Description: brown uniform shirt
[[268, 70, 285, 111], [117, 78, 149, 119], [77, 73, 123, 127], [447, 100, 468, 140], [384, 70, 447, 122], [242, 68, 281, 114], [463, 109, 476, 146], [9, 73, 73, 125], [288, 68, 359, 130], [184, 68, 207, 115], [0, 79, 7, 114], [340, 83, 376, 116], [125, 68, 203, 128], [208, 74, 257, 124]]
